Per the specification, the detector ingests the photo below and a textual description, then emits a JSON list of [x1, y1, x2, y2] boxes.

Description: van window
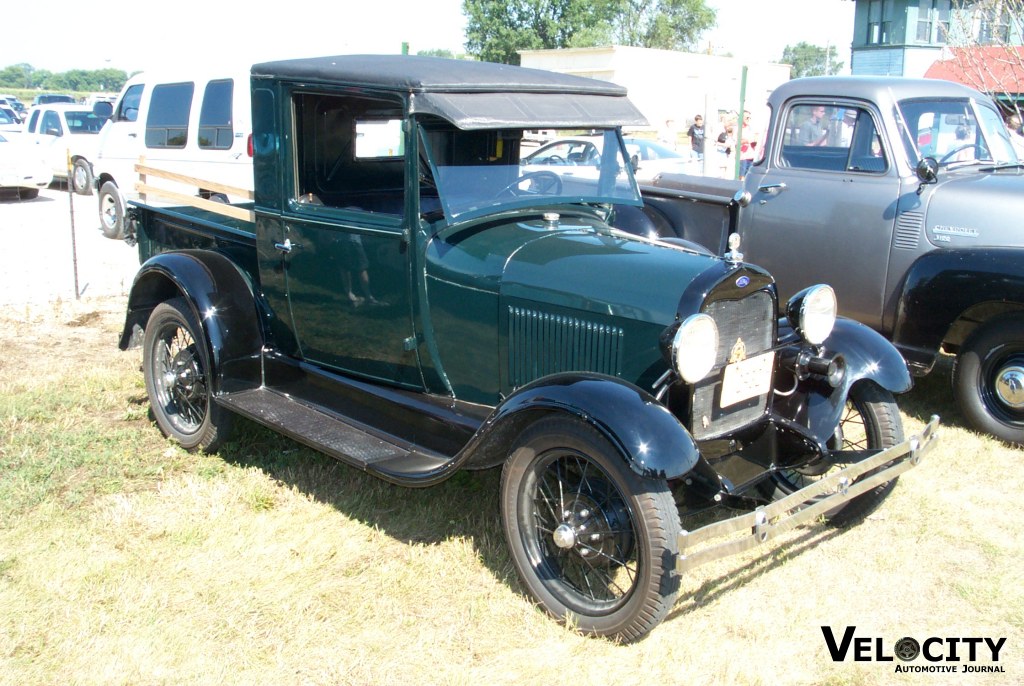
[[146, 82, 194, 148], [115, 84, 144, 123], [199, 79, 234, 150]]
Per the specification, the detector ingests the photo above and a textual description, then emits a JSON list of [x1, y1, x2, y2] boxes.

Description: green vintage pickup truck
[[118, 55, 938, 642]]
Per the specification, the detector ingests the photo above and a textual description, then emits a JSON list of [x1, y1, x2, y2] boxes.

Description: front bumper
[[677, 414, 940, 573]]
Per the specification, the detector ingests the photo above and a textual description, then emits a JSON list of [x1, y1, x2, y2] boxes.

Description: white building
[[518, 45, 792, 137]]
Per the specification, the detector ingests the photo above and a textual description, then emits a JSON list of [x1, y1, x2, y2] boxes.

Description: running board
[[677, 415, 941, 573], [215, 388, 454, 483]]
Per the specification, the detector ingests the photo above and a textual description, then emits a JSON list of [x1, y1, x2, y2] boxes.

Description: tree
[[781, 42, 845, 78], [612, 0, 716, 52], [462, 0, 715, 64], [939, 0, 1024, 118]]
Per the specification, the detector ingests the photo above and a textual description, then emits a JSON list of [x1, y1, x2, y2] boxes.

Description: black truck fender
[[891, 247, 1024, 374], [463, 372, 721, 488], [775, 317, 913, 448], [118, 249, 265, 394]]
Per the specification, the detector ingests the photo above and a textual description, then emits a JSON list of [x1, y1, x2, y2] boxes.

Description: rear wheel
[[501, 416, 680, 642], [72, 159, 94, 195], [98, 181, 124, 239], [142, 298, 231, 452], [953, 315, 1024, 445], [765, 382, 903, 527]]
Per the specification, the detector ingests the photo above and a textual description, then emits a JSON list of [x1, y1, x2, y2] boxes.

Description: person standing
[[687, 114, 705, 160], [738, 110, 759, 178], [797, 105, 829, 146]]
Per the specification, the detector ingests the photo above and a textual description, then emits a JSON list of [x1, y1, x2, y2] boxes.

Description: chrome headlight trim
[[788, 284, 837, 345], [672, 313, 719, 383]]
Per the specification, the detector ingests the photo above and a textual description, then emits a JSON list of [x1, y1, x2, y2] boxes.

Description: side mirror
[[915, 157, 938, 195], [92, 101, 113, 119], [916, 157, 938, 184]]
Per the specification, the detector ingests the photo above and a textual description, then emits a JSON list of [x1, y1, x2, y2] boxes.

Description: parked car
[[524, 135, 701, 182], [0, 132, 53, 200], [0, 95, 26, 121], [0, 107, 20, 135], [24, 103, 104, 194], [32, 93, 76, 106]]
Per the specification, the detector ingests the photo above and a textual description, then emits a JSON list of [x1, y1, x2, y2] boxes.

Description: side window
[[41, 110, 63, 136], [780, 104, 887, 173], [198, 79, 233, 150], [115, 84, 144, 123], [146, 82, 194, 148], [293, 92, 405, 215], [27, 109, 40, 133]]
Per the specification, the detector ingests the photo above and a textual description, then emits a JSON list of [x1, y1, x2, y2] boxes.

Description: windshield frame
[[418, 123, 643, 225]]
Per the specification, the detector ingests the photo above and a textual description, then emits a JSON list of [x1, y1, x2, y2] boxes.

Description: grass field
[[0, 296, 1021, 685]]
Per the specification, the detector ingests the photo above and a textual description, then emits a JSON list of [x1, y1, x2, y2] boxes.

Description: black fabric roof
[[251, 54, 627, 96], [250, 55, 648, 129]]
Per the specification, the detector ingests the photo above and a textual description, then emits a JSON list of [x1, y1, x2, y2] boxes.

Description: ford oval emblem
[[735, 276, 751, 288]]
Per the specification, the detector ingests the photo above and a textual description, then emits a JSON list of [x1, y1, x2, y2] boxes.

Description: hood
[[500, 225, 731, 326], [924, 167, 1024, 248]]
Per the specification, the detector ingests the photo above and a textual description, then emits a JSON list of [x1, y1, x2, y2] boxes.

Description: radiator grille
[[691, 291, 774, 440], [508, 307, 623, 388]]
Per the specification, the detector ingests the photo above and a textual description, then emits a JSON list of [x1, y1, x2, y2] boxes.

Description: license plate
[[720, 351, 775, 408]]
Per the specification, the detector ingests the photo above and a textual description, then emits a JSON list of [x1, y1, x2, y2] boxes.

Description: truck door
[[274, 93, 422, 389], [741, 103, 896, 329]]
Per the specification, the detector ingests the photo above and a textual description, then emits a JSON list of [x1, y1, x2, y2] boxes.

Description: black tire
[[766, 381, 903, 527], [142, 297, 231, 452], [953, 315, 1024, 445], [98, 181, 124, 239], [72, 159, 94, 195], [500, 416, 681, 642]]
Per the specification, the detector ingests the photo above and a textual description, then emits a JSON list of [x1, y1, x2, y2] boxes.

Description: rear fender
[[775, 317, 911, 446], [119, 250, 264, 394], [467, 372, 707, 483]]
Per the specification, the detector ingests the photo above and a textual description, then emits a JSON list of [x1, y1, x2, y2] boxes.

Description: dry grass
[[0, 296, 1021, 686]]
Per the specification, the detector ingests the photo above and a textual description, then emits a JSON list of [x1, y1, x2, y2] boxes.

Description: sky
[[3, 0, 855, 76]]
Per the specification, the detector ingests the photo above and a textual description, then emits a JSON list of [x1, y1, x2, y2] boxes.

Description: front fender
[[119, 249, 264, 394], [474, 372, 701, 481], [894, 248, 1024, 372], [776, 317, 911, 447]]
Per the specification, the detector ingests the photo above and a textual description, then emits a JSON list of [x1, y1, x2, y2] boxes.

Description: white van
[[93, 69, 253, 239]]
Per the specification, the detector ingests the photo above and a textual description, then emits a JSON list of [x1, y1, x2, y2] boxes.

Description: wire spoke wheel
[[767, 381, 903, 527], [142, 297, 230, 452], [527, 450, 639, 609], [501, 416, 680, 642]]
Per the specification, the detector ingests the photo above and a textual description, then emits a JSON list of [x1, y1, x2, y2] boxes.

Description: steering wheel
[[496, 170, 563, 198], [939, 144, 974, 164]]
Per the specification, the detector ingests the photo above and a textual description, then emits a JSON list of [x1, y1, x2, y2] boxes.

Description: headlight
[[672, 314, 719, 383], [787, 284, 837, 345]]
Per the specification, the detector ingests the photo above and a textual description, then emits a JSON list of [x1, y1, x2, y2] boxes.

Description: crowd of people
[[660, 109, 763, 180]]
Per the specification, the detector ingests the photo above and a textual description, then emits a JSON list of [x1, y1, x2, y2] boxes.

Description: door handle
[[757, 182, 787, 194], [274, 238, 300, 253]]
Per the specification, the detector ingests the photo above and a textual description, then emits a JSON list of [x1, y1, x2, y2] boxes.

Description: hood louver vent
[[895, 211, 924, 250], [508, 307, 623, 388]]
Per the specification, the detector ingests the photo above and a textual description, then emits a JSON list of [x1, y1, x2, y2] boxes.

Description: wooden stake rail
[[134, 159, 255, 223]]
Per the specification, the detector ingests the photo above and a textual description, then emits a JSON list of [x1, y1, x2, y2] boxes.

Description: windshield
[[419, 125, 642, 223], [896, 97, 1018, 167]]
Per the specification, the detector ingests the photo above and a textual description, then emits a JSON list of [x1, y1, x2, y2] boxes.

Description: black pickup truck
[[629, 76, 1024, 445], [117, 56, 937, 642]]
